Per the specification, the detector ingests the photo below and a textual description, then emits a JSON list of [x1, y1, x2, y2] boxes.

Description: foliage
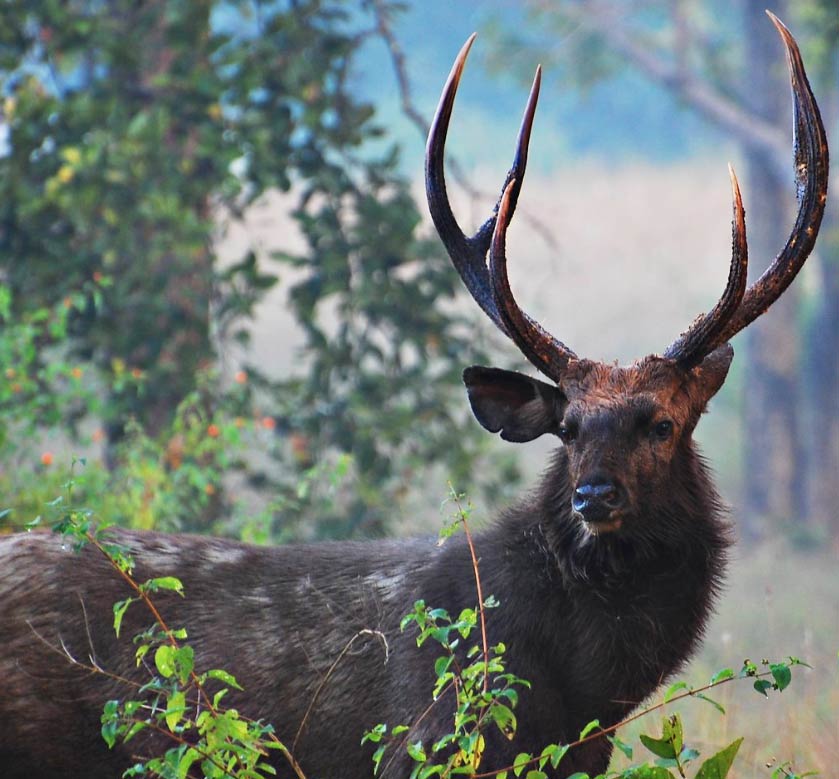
[[40, 482, 303, 779], [0, 0, 505, 540], [0, 278, 357, 537]]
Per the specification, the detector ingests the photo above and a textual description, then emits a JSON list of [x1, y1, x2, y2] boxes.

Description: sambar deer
[[0, 13, 828, 779]]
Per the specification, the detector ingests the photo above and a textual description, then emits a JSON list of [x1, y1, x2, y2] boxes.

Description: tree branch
[[556, 0, 790, 178]]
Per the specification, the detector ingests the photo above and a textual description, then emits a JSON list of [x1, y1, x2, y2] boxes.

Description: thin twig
[[83, 529, 310, 779], [451, 489, 490, 695], [87, 532, 221, 717], [292, 628, 389, 754], [470, 665, 789, 778]]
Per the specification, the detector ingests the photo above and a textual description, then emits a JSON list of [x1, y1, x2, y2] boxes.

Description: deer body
[[0, 14, 827, 779], [1, 432, 726, 778]]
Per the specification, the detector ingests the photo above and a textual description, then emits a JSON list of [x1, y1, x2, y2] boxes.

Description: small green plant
[[363, 489, 812, 779], [43, 477, 306, 779]]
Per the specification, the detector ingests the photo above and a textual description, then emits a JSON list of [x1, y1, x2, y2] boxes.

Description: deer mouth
[[586, 516, 623, 534]]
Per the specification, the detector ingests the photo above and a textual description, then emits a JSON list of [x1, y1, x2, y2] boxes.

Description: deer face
[[464, 346, 732, 534]]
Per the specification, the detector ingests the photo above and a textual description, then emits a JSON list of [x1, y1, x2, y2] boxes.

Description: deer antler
[[425, 35, 578, 381], [664, 12, 829, 367], [429, 15, 827, 379]]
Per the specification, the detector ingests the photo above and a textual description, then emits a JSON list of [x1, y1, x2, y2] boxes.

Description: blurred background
[[0, 0, 836, 774]]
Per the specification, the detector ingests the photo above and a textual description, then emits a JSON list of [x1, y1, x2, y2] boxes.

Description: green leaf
[[177, 747, 202, 779], [694, 738, 743, 779], [144, 576, 184, 596], [362, 723, 387, 745], [172, 645, 194, 684], [639, 734, 677, 760], [608, 734, 632, 759], [165, 690, 186, 732], [490, 702, 517, 739], [663, 681, 688, 702], [372, 744, 386, 775], [123, 721, 147, 743], [662, 714, 683, 754], [578, 719, 601, 739], [155, 645, 176, 678], [205, 668, 243, 690], [100, 699, 120, 748], [753, 679, 773, 696], [540, 743, 569, 769], [434, 655, 453, 678], [695, 692, 726, 715], [709, 668, 734, 685], [769, 663, 792, 692], [407, 741, 426, 762], [513, 752, 532, 777], [112, 598, 134, 638], [622, 768, 675, 779]]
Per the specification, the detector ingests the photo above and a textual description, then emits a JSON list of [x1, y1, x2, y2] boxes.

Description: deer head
[[426, 14, 828, 536]]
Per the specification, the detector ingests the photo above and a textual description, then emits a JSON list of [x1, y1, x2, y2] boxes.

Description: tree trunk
[[806, 216, 839, 543]]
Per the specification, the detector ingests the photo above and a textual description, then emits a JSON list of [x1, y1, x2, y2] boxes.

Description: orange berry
[[234, 370, 247, 384], [234, 417, 245, 428], [92, 429, 105, 443], [40, 452, 54, 466], [204, 483, 216, 496], [71, 367, 83, 379], [261, 416, 276, 430], [207, 423, 220, 438], [130, 368, 143, 379], [93, 271, 103, 282], [11, 382, 22, 393]]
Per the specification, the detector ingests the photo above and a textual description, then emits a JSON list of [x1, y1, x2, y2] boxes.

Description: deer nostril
[[572, 481, 625, 520]]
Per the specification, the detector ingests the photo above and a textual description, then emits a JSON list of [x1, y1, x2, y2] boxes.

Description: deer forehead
[[561, 359, 693, 421]]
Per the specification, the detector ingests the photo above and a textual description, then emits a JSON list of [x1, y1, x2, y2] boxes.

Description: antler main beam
[[425, 35, 578, 381], [664, 11, 829, 366]]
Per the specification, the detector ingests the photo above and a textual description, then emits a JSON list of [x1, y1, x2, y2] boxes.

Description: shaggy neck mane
[[519, 444, 732, 589]]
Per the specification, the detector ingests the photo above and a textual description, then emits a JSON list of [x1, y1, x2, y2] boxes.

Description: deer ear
[[463, 366, 565, 443], [690, 344, 734, 405]]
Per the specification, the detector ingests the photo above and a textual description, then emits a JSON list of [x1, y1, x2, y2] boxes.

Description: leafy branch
[[46, 484, 307, 779], [365, 489, 812, 779]]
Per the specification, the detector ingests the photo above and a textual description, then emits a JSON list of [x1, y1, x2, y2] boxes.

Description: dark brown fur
[[0, 355, 731, 779]]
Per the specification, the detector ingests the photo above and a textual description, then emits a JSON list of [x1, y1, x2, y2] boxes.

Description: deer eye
[[652, 420, 674, 440], [558, 423, 578, 443]]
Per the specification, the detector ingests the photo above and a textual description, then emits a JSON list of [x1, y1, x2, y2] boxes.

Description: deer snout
[[572, 479, 626, 523]]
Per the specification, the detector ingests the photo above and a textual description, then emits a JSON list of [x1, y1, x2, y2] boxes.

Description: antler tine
[[427, 38, 578, 379], [664, 164, 749, 366], [425, 34, 509, 335], [426, 36, 549, 340], [491, 177, 578, 380], [714, 12, 829, 344]]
